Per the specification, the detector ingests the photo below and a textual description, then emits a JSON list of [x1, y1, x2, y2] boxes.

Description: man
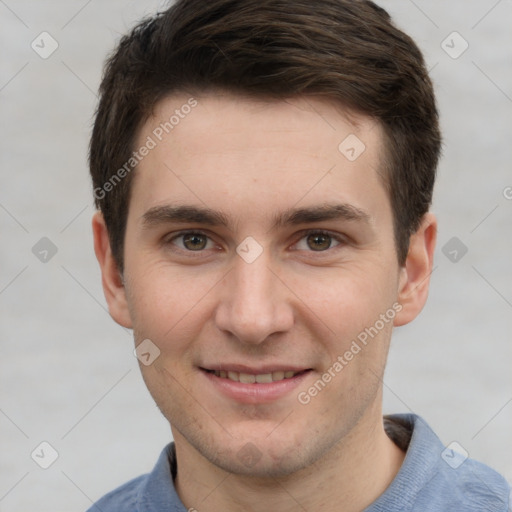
[[88, 0, 510, 510]]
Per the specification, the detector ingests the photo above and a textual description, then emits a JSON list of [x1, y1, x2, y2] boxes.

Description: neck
[[173, 403, 405, 512]]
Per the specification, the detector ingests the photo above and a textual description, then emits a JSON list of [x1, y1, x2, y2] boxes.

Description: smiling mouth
[[202, 368, 310, 384]]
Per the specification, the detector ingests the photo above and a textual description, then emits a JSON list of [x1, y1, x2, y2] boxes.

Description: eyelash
[[164, 229, 347, 256]]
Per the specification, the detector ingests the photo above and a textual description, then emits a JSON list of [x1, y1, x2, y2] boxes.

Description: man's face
[[111, 93, 415, 476]]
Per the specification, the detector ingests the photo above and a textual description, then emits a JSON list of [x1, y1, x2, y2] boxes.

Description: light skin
[[93, 92, 436, 512]]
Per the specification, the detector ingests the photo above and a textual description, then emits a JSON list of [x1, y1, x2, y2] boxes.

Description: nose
[[214, 250, 295, 345]]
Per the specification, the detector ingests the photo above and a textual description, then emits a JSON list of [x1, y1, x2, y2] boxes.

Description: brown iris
[[307, 233, 332, 251], [183, 233, 208, 250]]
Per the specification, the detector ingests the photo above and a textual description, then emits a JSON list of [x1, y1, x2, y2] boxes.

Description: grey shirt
[[87, 414, 511, 511]]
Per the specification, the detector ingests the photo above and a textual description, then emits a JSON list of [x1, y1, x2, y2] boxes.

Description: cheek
[[294, 263, 397, 334], [290, 262, 399, 392], [127, 263, 219, 340]]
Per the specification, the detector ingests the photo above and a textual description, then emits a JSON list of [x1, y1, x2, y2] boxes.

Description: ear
[[394, 212, 437, 327], [92, 211, 133, 329]]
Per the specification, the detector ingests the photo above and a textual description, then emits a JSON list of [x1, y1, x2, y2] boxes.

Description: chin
[[213, 442, 312, 478], [191, 423, 336, 479]]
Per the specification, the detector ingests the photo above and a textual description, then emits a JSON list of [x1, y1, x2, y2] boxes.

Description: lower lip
[[200, 369, 312, 404]]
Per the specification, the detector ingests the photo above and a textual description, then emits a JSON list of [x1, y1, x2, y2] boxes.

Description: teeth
[[213, 369, 301, 383], [255, 373, 273, 383], [272, 371, 285, 381], [239, 373, 256, 384]]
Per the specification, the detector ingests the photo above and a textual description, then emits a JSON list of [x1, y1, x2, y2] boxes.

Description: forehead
[[130, 92, 389, 225], [146, 92, 382, 156]]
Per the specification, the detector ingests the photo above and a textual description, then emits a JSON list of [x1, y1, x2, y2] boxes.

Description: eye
[[167, 231, 216, 251], [293, 230, 343, 252]]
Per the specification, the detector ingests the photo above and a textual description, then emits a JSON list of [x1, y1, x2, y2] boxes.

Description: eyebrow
[[141, 203, 371, 231], [272, 203, 371, 230]]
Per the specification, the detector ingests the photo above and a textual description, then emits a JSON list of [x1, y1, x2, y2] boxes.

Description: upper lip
[[200, 364, 311, 375]]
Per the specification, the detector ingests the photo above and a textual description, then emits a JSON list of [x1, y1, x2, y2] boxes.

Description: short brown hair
[[89, 0, 441, 271]]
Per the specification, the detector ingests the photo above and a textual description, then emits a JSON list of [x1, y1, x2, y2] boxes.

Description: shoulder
[[377, 414, 511, 511], [85, 474, 147, 512], [425, 456, 511, 511], [85, 442, 179, 512]]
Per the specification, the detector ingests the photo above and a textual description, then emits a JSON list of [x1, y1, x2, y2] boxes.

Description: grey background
[[1, 1, 511, 510]]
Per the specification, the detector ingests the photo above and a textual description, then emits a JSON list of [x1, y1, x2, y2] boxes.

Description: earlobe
[[394, 213, 437, 327], [92, 211, 133, 329]]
